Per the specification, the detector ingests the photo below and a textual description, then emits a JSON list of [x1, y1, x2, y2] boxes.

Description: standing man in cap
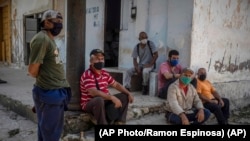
[[28, 10, 71, 141], [80, 49, 134, 125], [164, 67, 211, 125]]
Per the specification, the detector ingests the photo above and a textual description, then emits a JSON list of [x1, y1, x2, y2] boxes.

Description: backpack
[[137, 40, 156, 69]]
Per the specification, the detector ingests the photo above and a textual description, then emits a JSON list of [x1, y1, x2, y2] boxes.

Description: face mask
[[50, 22, 63, 36], [180, 76, 192, 85], [140, 39, 147, 44], [170, 59, 179, 66], [198, 74, 206, 81], [93, 62, 104, 70]]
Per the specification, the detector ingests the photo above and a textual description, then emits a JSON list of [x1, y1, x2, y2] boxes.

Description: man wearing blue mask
[[164, 67, 211, 125], [158, 50, 182, 97]]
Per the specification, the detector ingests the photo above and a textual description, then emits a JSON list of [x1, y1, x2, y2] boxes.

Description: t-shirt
[[29, 30, 69, 89], [131, 41, 157, 66], [80, 67, 115, 110], [158, 61, 182, 92], [196, 79, 216, 100]]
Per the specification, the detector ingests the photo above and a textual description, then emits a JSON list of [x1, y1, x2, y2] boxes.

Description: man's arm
[[146, 51, 158, 67], [28, 63, 40, 78], [212, 91, 222, 101], [212, 90, 224, 106], [88, 88, 114, 100], [133, 58, 141, 73], [110, 81, 134, 103], [88, 88, 122, 108]]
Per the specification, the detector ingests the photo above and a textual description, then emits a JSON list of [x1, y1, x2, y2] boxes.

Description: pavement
[[0, 63, 167, 140], [0, 63, 167, 122]]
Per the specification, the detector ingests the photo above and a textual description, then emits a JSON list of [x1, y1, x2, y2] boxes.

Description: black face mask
[[50, 22, 63, 36], [93, 62, 104, 70], [198, 74, 206, 81]]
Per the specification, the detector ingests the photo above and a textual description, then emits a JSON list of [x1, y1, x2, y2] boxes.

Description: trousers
[[32, 85, 71, 141], [124, 66, 154, 88], [84, 93, 129, 125]]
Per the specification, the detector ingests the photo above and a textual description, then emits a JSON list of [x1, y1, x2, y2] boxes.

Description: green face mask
[[180, 76, 192, 85]]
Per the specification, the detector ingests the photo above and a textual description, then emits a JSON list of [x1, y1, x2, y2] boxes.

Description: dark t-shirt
[[29, 30, 69, 89]]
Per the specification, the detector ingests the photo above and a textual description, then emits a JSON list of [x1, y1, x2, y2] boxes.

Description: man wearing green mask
[[164, 67, 211, 125]]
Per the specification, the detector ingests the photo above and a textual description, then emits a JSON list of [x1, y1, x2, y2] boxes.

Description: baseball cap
[[41, 9, 62, 22], [90, 49, 105, 56]]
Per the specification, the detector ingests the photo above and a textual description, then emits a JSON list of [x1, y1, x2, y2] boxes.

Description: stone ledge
[[63, 103, 166, 135]]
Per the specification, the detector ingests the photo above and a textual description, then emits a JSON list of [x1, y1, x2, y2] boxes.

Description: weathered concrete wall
[[119, 0, 193, 70], [11, 0, 66, 69], [191, 0, 250, 108], [85, 0, 104, 68]]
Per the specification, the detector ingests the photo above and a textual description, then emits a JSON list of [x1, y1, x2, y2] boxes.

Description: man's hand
[[210, 99, 219, 104], [180, 113, 190, 125], [128, 93, 134, 103], [218, 99, 225, 107], [143, 64, 153, 68], [110, 95, 122, 108], [135, 66, 141, 74], [196, 109, 205, 123]]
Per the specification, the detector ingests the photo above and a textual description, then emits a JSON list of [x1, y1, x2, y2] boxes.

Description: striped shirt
[[80, 67, 115, 110]]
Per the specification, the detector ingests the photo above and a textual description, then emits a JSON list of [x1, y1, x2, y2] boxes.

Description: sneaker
[[0, 79, 7, 84], [31, 106, 36, 113]]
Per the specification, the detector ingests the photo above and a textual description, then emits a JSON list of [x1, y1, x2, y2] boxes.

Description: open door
[[104, 0, 121, 67]]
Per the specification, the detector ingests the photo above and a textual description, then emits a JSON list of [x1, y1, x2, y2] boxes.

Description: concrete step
[[0, 87, 166, 135]]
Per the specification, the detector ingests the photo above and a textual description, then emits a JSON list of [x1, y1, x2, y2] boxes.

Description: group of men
[[158, 50, 230, 125], [26, 9, 230, 141]]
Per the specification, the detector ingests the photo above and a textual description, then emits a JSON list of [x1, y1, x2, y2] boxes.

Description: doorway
[[104, 0, 121, 67]]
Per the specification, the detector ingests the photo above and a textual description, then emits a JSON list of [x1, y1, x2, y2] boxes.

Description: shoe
[[31, 106, 36, 113], [114, 121, 126, 125], [0, 79, 7, 84]]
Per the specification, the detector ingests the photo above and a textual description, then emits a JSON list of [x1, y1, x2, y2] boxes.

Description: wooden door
[[0, 0, 11, 64]]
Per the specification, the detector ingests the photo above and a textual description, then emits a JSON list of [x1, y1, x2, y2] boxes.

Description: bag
[[137, 40, 156, 69], [158, 78, 177, 99]]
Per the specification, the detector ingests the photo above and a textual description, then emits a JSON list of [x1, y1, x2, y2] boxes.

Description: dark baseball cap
[[90, 49, 105, 56]]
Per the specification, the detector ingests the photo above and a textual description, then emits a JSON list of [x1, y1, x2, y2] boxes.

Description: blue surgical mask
[[170, 59, 179, 66], [180, 76, 192, 85]]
